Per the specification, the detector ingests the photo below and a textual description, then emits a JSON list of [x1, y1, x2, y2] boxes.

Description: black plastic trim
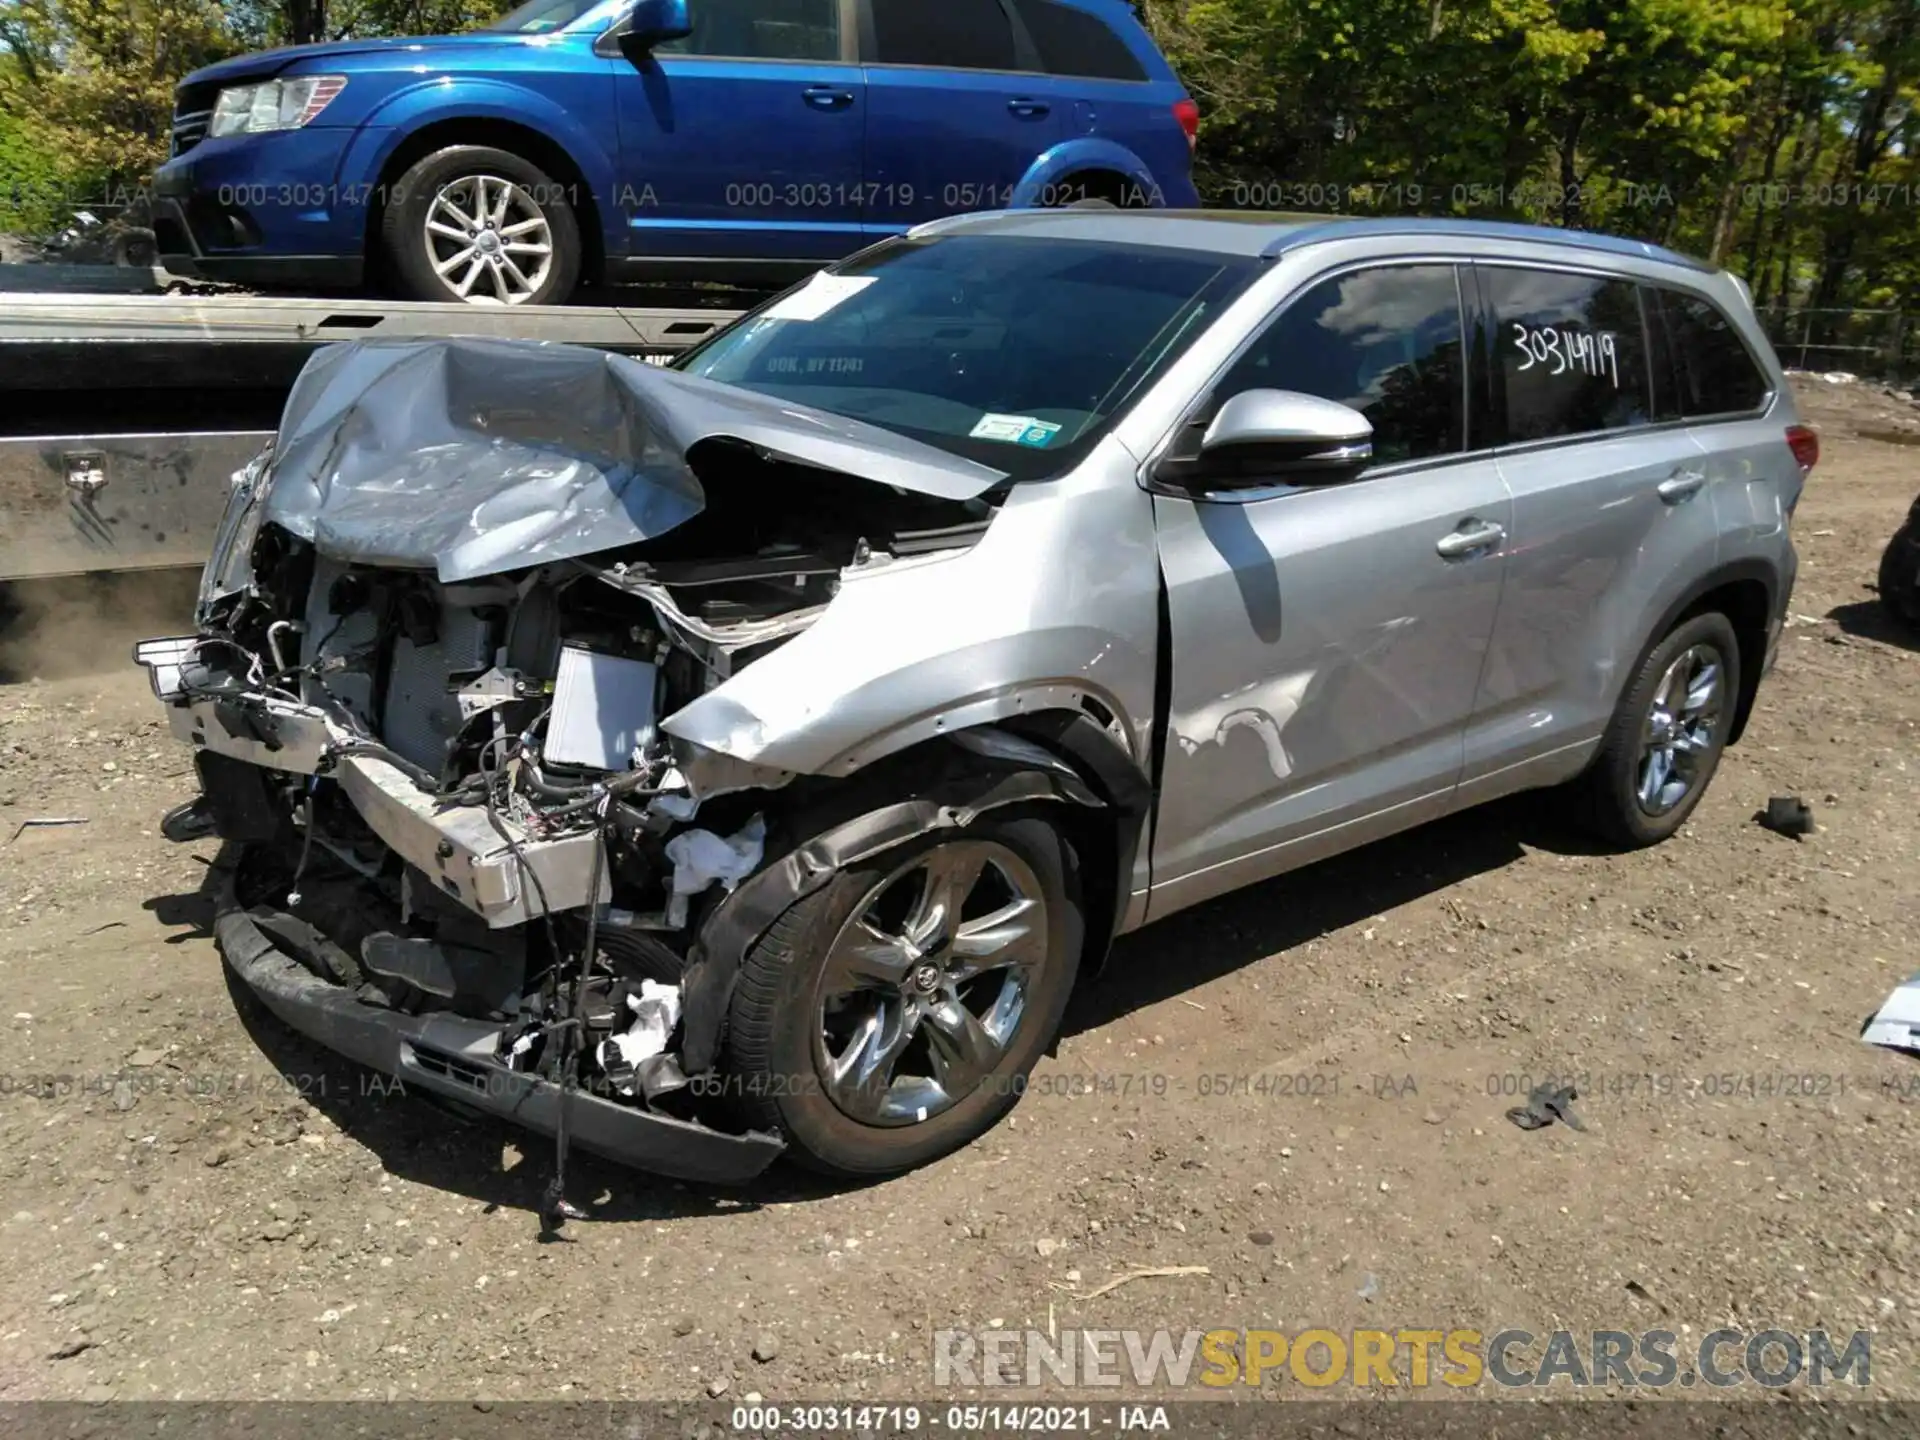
[[210, 852, 784, 1184]]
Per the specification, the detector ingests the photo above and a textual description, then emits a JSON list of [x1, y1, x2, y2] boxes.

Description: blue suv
[[150, 0, 1201, 305]]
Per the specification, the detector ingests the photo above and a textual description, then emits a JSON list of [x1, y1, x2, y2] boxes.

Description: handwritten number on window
[[1511, 323, 1620, 387]]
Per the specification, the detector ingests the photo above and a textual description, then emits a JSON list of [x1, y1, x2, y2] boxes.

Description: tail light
[[1173, 98, 1199, 152], [1785, 424, 1819, 472]]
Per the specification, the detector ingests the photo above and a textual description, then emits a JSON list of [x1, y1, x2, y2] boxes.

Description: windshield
[[486, 0, 623, 33], [675, 233, 1258, 480]]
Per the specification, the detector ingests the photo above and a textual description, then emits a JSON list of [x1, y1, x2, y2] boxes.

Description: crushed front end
[[134, 337, 1015, 1189]]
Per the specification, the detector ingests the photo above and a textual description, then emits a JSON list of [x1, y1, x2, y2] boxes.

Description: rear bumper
[[210, 855, 784, 1184]]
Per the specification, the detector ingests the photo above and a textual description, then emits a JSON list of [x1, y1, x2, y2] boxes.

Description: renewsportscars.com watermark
[[934, 1327, 1871, 1390]]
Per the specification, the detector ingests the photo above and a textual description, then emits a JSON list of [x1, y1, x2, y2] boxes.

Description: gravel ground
[[0, 376, 1916, 1406]]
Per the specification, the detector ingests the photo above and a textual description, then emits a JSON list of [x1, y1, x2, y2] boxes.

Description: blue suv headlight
[[209, 75, 348, 137]]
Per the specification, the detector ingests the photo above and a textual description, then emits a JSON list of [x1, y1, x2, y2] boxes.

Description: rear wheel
[[724, 814, 1083, 1177], [1576, 612, 1741, 848], [380, 145, 582, 306]]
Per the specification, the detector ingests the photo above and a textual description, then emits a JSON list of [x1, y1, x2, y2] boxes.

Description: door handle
[[802, 85, 854, 111], [1435, 519, 1506, 559], [1008, 97, 1051, 118], [1657, 469, 1707, 503]]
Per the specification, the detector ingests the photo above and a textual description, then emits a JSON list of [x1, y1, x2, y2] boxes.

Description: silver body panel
[[149, 214, 1801, 938], [0, 431, 266, 580]]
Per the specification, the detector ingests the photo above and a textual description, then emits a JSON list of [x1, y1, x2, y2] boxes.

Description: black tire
[[1576, 612, 1742, 848], [725, 813, 1083, 1178], [380, 145, 582, 306], [1879, 523, 1920, 629]]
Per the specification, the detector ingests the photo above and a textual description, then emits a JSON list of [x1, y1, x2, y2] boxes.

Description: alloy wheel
[[1635, 642, 1725, 815], [813, 840, 1050, 1127], [422, 174, 555, 305]]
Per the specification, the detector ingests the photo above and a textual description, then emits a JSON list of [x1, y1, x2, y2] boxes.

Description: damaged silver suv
[[139, 212, 1815, 1198]]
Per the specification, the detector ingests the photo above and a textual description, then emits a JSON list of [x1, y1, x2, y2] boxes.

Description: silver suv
[[139, 212, 1815, 1194]]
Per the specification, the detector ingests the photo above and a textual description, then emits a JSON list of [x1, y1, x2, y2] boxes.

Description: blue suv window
[[678, 234, 1257, 478], [870, 0, 1021, 71], [656, 0, 841, 60], [1011, 0, 1148, 81]]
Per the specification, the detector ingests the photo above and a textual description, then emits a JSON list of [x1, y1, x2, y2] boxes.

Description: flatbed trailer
[[0, 290, 750, 581]]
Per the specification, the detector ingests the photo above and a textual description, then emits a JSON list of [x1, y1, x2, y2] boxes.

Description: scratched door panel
[[0, 431, 269, 580]]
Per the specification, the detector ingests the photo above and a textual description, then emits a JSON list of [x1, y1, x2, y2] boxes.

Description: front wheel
[[724, 815, 1083, 1177], [1575, 612, 1742, 848], [380, 145, 582, 306]]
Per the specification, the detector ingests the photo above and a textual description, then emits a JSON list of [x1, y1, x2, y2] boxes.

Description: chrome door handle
[[802, 85, 854, 111], [1435, 520, 1506, 558], [1658, 470, 1707, 503], [1008, 97, 1051, 118]]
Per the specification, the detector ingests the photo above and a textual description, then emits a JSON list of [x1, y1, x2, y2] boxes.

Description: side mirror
[[1168, 389, 1374, 490], [622, 0, 691, 49]]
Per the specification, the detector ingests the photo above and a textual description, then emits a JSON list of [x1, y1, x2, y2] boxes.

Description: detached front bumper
[[210, 855, 784, 1184], [156, 682, 605, 928]]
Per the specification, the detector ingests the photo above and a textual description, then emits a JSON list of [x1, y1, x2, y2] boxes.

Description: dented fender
[[676, 741, 1117, 1076]]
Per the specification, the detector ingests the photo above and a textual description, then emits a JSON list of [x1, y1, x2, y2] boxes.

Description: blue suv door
[[610, 0, 867, 267], [858, 0, 1067, 232]]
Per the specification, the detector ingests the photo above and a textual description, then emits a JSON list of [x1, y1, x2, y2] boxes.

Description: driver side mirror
[[1158, 389, 1374, 492], [619, 0, 691, 51]]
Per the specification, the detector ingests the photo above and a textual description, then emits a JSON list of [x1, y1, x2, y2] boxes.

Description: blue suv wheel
[[380, 145, 585, 306]]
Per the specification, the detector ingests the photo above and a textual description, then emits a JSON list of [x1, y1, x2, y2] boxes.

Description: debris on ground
[[1861, 973, 1920, 1056], [1758, 796, 1817, 839], [6, 816, 89, 843], [1506, 1081, 1586, 1132], [1050, 1264, 1212, 1300]]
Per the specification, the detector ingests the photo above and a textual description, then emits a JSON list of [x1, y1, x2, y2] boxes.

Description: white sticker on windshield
[[762, 274, 877, 322], [970, 414, 1064, 447], [971, 413, 1039, 442]]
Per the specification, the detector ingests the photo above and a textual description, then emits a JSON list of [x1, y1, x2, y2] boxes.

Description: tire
[[380, 145, 582, 306], [725, 813, 1084, 1178], [1576, 612, 1742, 848], [1879, 523, 1920, 629]]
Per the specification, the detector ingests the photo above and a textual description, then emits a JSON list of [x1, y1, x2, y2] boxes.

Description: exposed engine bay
[[135, 337, 1053, 1213]]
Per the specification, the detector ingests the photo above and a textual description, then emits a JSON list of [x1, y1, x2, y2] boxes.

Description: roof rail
[[1261, 217, 1716, 273]]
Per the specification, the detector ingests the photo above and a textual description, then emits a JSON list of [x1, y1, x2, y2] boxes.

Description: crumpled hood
[[259, 337, 1008, 583]]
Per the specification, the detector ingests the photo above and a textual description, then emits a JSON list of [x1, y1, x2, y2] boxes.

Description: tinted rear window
[[870, 0, 1020, 70], [676, 234, 1256, 479], [1011, 0, 1148, 80], [1659, 289, 1771, 417], [1215, 264, 1466, 464], [1483, 266, 1653, 442]]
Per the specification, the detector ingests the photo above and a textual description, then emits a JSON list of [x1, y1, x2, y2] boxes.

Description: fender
[[1639, 555, 1783, 745], [338, 79, 621, 233], [661, 628, 1154, 780], [1012, 138, 1164, 207], [675, 736, 1108, 1074]]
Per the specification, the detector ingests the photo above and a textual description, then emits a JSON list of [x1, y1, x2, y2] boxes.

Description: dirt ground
[[0, 376, 1916, 1407]]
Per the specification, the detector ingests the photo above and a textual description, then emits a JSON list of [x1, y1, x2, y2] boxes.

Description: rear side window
[[1658, 288, 1771, 417], [1010, 0, 1148, 80], [656, 0, 840, 59], [1483, 266, 1653, 442], [1216, 264, 1465, 465], [870, 0, 1020, 70]]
